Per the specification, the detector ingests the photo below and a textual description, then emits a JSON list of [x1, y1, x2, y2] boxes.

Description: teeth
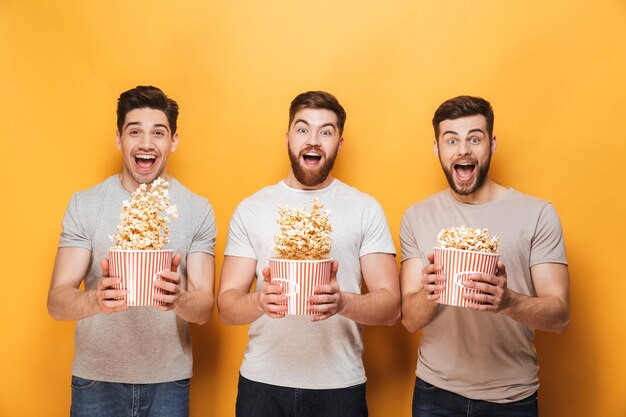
[[305, 153, 320, 157], [135, 155, 156, 160]]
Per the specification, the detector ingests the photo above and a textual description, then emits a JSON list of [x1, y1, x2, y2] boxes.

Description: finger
[[99, 276, 122, 290], [426, 253, 435, 264], [308, 294, 337, 304], [262, 282, 284, 295], [262, 293, 288, 305], [329, 260, 339, 284], [263, 267, 271, 283], [463, 280, 496, 293], [100, 288, 127, 300], [170, 254, 183, 272], [155, 293, 179, 304], [314, 283, 340, 295], [101, 258, 110, 277], [154, 279, 180, 293], [158, 270, 181, 284], [496, 261, 507, 277]]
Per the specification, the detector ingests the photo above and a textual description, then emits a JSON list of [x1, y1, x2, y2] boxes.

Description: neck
[[450, 178, 507, 205], [119, 169, 170, 193], [284, 171, 335, 190]]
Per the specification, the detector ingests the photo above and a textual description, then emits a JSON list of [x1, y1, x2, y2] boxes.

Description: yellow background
[[1, 1, 625, 416]]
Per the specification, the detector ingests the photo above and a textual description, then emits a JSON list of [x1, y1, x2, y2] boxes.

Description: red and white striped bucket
[[108, 250, 173, 307], [434, 248, 499, 308], [269, 258, 332, 315]]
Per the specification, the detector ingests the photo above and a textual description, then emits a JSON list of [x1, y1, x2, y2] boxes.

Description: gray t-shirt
[[225, 180, 396, 389], [59, 175, 216, 383], [400, 188, 567, 403]]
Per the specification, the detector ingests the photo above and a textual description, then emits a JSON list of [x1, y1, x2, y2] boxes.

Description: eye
[[297, 127, 308, 134], [447, 138, 457, 145], [469, 137, 480, 144], [320, 130, 332, 136], [154, 130, 165, 137], [129, 129, 140, 136]]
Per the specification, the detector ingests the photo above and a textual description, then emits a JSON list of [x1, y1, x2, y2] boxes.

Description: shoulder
[[506, 189, 555, 213], [334, 180, 381, 208], [169, 178, 212, 211], [235, 182, 282, 211], [71, 175, 119, 205], [403, 189, 449, 218]]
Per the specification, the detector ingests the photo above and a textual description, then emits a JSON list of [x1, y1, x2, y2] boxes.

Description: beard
[[288, 144, 339, 187], [441, 155, 491, 196]]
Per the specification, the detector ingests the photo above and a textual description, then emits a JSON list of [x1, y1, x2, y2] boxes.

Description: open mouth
[[134, 154, 157, 171], [302, 151, 322, 167], [453, 162, 476, 182]]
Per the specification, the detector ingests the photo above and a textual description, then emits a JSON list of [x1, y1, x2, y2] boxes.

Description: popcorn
[[272, 197, 332, 260], [436, 226, 499, 253], [110, 177, 178, 250]]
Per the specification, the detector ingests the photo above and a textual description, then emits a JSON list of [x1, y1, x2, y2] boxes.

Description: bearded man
[[217, 91, 400, 417]]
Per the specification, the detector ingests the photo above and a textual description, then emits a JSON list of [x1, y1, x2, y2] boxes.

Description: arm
[[308, 253, 400, 325], [47, 247, 128, 320], [400, 254, 443, 332], [462, 261, 570, 333], [154, 252, 215, 324], [217, 255, 287, 325]]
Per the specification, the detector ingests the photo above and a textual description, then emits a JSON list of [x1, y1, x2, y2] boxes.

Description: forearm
[[339, 288, 400, 326], [174, 290, 214, 325], [47, 286, 100, 321], [401, 290, 439, 332], [501, 290, 570, 333], [217, 289, 264, 325]]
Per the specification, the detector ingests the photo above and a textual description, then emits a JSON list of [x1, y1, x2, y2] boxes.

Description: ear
[[491, 135, 497, 154], [115, 131, 122, 150], [170, 132, 179, 152], [433, 139, 439, 157], [285, 132, 289, 149], [337, 136, 344, 153]]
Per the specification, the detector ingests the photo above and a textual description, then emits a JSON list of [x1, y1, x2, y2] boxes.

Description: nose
[[457, 140, 471, 156], [305, 131, 322, 147], [138, 133, 155, 149]]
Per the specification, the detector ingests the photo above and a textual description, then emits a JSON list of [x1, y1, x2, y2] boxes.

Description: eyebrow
[[124, 122, 170, 132], [442, 128, 484, 136], [294, 119, 336, 130]]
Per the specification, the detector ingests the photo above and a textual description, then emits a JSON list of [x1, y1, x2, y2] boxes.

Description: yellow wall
[[1, 1, 624, 416]]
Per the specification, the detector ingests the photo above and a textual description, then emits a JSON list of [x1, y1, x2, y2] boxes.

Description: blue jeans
[[70, 376, 189, 417], [236, 374, 368, 417], [412, 377, 538, 417]]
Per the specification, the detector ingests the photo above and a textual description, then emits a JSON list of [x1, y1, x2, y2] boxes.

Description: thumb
[[101, 258, 110, 277], [329, 260, 339, 284], [262, 267, 271, 283], [496, 260, 507, 276], [427, 253, 435, 264], [170, 254, 183, 272]]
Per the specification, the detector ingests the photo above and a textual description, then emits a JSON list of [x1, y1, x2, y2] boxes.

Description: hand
[[307, 260, 343, 322], [258, 267, 288, 318], [96, 258, 128, 314], [462, 260, 509, 312], [421, 253, 445, 302], [154, 254, 185, 311]]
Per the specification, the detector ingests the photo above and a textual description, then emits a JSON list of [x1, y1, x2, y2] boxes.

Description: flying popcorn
[[273, 197, 332, 260], [110, 177, 178, 250]]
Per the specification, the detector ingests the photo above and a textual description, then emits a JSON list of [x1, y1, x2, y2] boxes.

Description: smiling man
[[217, 91, 400, 417], [47, 86, 216, 416], [400, 96, 570, 416]]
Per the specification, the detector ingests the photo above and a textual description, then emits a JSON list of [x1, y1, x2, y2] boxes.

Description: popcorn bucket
[[108, 250, 173, 307], [434, 248, 499, 308], [269, 258, 332, 315]]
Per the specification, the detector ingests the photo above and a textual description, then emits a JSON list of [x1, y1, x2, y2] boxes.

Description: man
[[400, 95, 570, 416], [218, 91, 400, 417], [47, 86, 216, 416]]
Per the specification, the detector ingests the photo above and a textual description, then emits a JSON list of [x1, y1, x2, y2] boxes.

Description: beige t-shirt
[[400, 188, 567, 403]]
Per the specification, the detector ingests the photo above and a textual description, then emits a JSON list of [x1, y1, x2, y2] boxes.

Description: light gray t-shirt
[[59, 175, 216, 383], [400, 188, 567, 403], [225, 180, 396, 389]]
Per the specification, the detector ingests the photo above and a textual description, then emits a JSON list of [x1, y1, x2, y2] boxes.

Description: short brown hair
[[117, 86, 179, 134], [288, 91, 346, 134], [432, 95, 494, 139]]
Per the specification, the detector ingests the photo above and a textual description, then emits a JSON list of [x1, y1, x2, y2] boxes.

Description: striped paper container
[[434, 247, 499, 308], [109, 250, 173, 307], [269, 258, 332, 315]]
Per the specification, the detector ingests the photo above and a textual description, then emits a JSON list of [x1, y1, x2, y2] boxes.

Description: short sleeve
[[399, 209, 422, 262], [189, 200, 217, 255], [224, 204, 257, 259], [359, 200, 396, 257], [530, 203, 567, 267], [58, 193, 92, 250]]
